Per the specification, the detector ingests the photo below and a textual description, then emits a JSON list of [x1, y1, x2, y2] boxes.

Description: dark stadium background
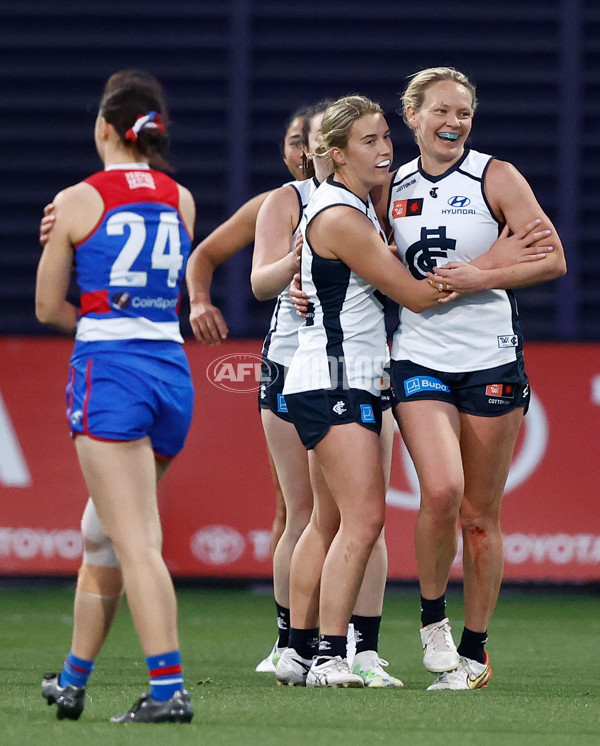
[[0, 0, 596, 342]]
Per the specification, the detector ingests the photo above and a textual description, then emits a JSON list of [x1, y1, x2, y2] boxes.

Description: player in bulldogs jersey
[[252, 101, 402, 688], [35, 70, 195, 723], [383, 67, 566, 690], [281, 95, 448, 688]]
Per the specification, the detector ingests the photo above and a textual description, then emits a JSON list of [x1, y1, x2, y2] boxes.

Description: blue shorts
[[258, 358, 292, 422], [66, 348, 194, 459], [284, 388, 382, 450], [391, 357, 530, 417]]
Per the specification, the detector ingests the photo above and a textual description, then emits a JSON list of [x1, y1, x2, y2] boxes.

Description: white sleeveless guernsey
[[283, 176, 388, 397], [262, 177, 319, 366], [389, 149, 524, 372]]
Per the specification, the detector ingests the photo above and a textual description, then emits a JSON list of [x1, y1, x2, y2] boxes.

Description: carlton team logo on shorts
[[206, 353, 278, 393], [332, 400, 347, 416]]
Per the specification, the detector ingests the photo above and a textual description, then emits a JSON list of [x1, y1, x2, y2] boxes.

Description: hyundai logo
[[448, 195, 471, 208]]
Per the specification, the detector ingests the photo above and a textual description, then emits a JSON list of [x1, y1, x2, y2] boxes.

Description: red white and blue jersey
[[74, 163, 191, 344]]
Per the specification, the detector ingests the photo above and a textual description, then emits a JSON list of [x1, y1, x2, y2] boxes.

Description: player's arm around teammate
[[383, 67, 565, 691], [252, 104, 403, 688], [186, 190, 271, 344], [183, 110, 307, 589], [185, 108, 307, 345], [280, 96, 452, 689], [430, 158, 566, 295]]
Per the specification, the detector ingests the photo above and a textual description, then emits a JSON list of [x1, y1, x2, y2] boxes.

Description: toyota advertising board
[[1, 337, 599, 582]]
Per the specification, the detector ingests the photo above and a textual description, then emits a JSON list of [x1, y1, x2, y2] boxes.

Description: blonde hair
[[400, 67, 477, 128], [317, 94, 383, 168]]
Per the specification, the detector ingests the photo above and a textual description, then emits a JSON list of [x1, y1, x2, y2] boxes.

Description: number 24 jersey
[[74, 163, 191, 344]]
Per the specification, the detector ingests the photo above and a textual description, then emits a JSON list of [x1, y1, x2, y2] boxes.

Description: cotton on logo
[[206, 353, 277, 393], [0, 390, 31, 487], [387, 391, 548, 510]]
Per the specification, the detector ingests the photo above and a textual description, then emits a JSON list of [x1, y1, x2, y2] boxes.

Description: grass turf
[[1, 583, 599, 745]]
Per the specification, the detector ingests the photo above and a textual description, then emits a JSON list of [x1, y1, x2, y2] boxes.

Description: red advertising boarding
[[1, 337, 599, 582]]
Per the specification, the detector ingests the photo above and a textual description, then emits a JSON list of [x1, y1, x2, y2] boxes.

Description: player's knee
[[81, 499, 119, 567], [461, 511, 500, 536], [349, 509, 385, 549], [422, 481, 463, 524], [77, 562, 123, 597]]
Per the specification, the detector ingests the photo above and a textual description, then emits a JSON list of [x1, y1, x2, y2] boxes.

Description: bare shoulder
[[256, 184, 302, 231], [177, 182, 195, 210], [261, 183, 300, 212], [485, 158, 537, 220], [485, 158, 533, 198], [54, 181, 102, 211], [50, 181, 104, 243], [176, 183, 196, 235], [244, 189, 273, 213], [309, 204, 375, 257]]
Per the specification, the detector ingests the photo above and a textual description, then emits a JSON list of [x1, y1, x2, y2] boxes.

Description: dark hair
[[279, 105, 309, 154], [300, 99, 334, 179], [99, 69, 170, 159]]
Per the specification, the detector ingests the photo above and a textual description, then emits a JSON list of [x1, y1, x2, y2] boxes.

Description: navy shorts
[[391, 357, 530, 417], [258, 358, 292, 422], [380, 365, 397, 412], [66, 351, 194, 459], [284, 387, 382, 450]]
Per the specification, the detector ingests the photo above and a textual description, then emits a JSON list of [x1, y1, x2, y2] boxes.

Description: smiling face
[[332, 112, 393, 196], [406, 80, 474, 174]]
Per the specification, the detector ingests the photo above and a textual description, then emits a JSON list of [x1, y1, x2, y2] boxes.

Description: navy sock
[[60, 652, 94, 688], [288, 627, 319, 660], [457, 627, 488, 664], [146, 650, 184, 701], [420, 594, 447, 627], [351, 615, 381, 654], [315, 634, 347, 664], [275, 602, 290, 648]]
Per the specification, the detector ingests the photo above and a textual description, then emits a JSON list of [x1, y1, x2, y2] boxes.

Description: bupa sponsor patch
[[404, 376, 451, 396], [360, 404, 376, 424]]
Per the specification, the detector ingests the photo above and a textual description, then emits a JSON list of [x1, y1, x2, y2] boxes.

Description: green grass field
[[1, 582, 599, 745]]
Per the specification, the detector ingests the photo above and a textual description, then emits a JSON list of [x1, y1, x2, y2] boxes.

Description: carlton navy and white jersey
[[262, 176, 319, 365], [74, 163, 191, 345], [283, 176, 388, 397], [389, 149, 523, 372]]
